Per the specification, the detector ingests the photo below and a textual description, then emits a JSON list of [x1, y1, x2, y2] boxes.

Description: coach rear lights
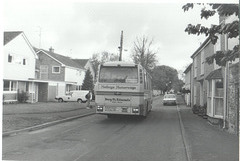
[[97, 105, 104, 112], [132, 108, 139, 113]]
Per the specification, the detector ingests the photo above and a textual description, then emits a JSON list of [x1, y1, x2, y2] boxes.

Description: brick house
[[34, 47, 86, 101], [3, 31, 39, 103]]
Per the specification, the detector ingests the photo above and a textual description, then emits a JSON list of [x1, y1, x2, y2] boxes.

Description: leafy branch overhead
[[182, 3, 239, 66]]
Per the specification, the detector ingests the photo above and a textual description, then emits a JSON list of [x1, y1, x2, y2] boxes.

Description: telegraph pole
[[119, 30, 123, 61]]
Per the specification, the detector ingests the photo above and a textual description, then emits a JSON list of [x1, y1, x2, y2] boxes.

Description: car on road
[[55, 90, 91, 103], [163, 94, 177, 105]]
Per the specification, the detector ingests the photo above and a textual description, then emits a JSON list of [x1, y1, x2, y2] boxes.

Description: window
[[40, 65, 48, 73], [194, 85, 197, 104], [215, 79, 223, 97], [214, 35, 221, 53], [140, 69, 143, 83], [40, 65, 48, 79], [52, 66, 60, 73], [194, 57, 197, 78], [8, 53, 28, 65], [214, 79, 223, 116], [99, 66, 138, 83], [3, 80, 17, 91], [23, 58, 26, 65], [3, 81, 10, 91], [8, 54, 13, 63], [26, 82, 29, 92], [207, 79, 224, 117], [200, 51, 204, 75], [144, 72, 147, 89]]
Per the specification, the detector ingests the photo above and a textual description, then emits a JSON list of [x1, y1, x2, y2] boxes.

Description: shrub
[[192, 104, 200, 114], [17, 90, 29, 103]]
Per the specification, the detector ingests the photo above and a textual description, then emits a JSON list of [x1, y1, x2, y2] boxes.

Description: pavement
[[179, 104, 239, 161], [2, 101, 96, 137], [175, 95, 239, 161]]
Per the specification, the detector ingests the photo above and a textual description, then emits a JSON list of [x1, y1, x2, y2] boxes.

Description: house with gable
[[205, 14, 239, 134], [3, 31, 39, 103], [190, 35, 227, 126], [191, 37, 216, 110], [34, 47, 86, 101], [189, 12, 239, 134], [72, 59, 96, 83]]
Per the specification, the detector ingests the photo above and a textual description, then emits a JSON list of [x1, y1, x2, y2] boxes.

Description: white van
[[55, 90, 91, 103]]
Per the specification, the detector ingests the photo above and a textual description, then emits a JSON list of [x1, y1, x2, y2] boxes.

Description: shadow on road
[[97, 115, 147, 124]]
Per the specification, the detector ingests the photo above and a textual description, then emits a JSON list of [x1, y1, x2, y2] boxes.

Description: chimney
[[49, 46, 54, 53]]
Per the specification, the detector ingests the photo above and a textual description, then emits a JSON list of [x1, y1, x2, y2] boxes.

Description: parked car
[[163, 94, 177, 105], [55, 90, 91, 103]]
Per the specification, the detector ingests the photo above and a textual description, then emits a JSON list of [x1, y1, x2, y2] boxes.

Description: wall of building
[[227, 63, 239, 134], [4, 34, 36, 80], [65, 67, 85, 85], [184, 68, 191, 106], [37, 52, 65, 81]]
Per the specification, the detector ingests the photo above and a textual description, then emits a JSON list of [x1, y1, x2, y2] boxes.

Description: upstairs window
[[194, 57, 197, 78], [7, 53, 28, 65], [52, 66, 60, 74], [214, 35, 221, 53], [139, 69, 143, 84], [8, 54, 13, 63], [23, 58, 26, 65]]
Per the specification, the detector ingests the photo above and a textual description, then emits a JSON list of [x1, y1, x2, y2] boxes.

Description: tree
[[172, 79, 184, 93], [82, 69, 94, 90], [131, 36, 158, 72], [182, 3, 239, 66], [90, 53, 101, 81], [152, 65, 183, 93]]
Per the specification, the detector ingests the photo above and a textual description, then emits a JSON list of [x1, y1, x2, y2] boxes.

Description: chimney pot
[[49, 47, 54, 53]]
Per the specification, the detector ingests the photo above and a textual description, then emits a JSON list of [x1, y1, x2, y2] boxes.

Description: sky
[[2, 0, 237, 71]]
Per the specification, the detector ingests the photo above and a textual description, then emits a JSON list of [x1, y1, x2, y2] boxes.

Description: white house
[[183, 63, 192, 106], [3, 31, 38, 103], [73, 59, 96, 83]]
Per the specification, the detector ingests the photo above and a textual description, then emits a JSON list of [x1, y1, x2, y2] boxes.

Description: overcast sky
[[2, 0, 237, 71]]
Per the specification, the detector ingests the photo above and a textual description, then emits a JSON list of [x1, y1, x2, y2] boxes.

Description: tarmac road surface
[[3, 96, 238, 161], [3, 97, 188, 161]]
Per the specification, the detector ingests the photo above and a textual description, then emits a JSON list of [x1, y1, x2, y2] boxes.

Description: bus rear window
[[99, 66, 138, 83]]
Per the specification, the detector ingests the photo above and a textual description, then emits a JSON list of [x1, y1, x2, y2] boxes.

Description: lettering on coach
[[101, 85, 136, 90], [105, 97, 130, 103]]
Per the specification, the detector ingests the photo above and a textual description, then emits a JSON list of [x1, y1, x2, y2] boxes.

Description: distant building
[[183, 63, 192, 106]]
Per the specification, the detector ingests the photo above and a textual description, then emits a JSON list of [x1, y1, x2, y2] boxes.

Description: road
[[3, 96, 237, 161]]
